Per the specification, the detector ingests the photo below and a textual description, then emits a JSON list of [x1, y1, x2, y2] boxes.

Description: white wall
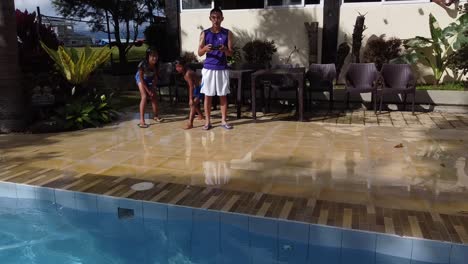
[[339, 2, 461, 83], [180, 2, 462, 82], [180, 6, 324, 66]]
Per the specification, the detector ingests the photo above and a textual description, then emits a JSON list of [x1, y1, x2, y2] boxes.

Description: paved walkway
[[1, 107, 468, 244]]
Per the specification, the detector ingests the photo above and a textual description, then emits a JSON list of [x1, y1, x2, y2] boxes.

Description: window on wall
[[267, 0, 302, 6], [181, 0, 212, 10], [305, 0, 321, 4], [343, 0, 430, 3], [214, 0, 264, 9]]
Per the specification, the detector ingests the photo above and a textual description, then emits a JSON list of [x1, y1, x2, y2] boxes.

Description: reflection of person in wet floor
[[197, 7, 233, 130], [204, 161, 231, 186]]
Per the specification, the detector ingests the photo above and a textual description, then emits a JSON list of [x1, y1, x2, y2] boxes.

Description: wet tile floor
[[1, 107, 468, 244]]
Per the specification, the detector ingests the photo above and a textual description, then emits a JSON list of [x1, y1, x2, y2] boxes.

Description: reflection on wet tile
[[1, 110, 468, 216]]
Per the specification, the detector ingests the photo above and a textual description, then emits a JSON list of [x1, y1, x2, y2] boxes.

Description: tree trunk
[[112, 17, 128, 64], [0, 0, 24, 132]]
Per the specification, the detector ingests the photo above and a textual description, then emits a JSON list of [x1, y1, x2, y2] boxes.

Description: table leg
[[298, 76, 304, 122], [237, 76, 242, 119], [251, 76, 256, 120]]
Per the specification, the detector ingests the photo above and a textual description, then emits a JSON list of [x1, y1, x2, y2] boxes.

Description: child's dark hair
[[210, 7, 223, 16], [143, 47, 159, 75], [174, 57, 187, 67], [145, 47, 159, 61]]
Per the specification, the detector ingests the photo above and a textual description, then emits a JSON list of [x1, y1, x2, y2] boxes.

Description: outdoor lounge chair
[[344, 63, 380, 112], [305, 63, 336, 110], [378, 63, 416, 114]]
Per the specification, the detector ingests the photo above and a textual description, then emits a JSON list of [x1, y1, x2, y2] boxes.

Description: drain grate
[[131, 182, 154, 191]]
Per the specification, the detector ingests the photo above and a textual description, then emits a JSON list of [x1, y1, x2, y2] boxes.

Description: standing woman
[[135, 47, 163, 128]]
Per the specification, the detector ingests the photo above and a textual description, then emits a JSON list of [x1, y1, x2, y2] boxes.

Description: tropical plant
[[242, 40, 277, 68], [402, 13, 468, 84], [352, 13, 366, 63], [54, 94, 118, 130], [448, 43, 468, 77], [363, 36, 402, 70], [40, 42, 112, 92]]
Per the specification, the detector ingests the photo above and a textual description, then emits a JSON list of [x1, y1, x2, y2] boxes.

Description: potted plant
[[242, 40, 277, 70]]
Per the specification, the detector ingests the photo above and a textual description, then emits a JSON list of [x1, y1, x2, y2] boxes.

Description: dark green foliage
[[227, 46, 242, 65], [53, 94, 118, 130], [363, 36, 403, 70], [16, 9, 59, 73], [448, 43, 468, 76], [52, 0, 163, 63], [242, 40, 277, 68]]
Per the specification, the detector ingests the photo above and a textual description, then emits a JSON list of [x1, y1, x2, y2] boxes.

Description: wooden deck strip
[[2, 166, 468, 245]]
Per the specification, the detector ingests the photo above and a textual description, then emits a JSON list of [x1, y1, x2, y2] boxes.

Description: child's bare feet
[[183, 123, 193, 130]]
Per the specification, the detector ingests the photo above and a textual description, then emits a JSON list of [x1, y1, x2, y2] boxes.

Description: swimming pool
[[0, 181, 467, 264]]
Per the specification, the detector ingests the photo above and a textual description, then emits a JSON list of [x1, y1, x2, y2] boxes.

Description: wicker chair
[[306, 64, 336, 110], [344, 63, 380, 112], [378, 63, 416, 114]]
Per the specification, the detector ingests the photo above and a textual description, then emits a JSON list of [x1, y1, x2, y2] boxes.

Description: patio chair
[[157, 62, 175, 103], [378, 63, 416, 114], [344, 63, 380, 112], [305, 63, 336, 110]]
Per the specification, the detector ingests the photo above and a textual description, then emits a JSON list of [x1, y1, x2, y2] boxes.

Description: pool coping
[[1, 166, 468, 246], [1, 180, 468, 264]]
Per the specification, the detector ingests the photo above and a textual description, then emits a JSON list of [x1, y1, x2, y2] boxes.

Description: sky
[[15, 0, 58, 16]]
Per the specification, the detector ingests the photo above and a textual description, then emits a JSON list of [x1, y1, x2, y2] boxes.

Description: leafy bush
[[16, 9, 59, 73], [227, 46, 242, 65], [242, 40, 277, 68], [54, 94, 118, 130], [448, 43, 468, 76], [41, 42, 111, 93], [363, 36, 402, 70], [402, 13, 468, 84]]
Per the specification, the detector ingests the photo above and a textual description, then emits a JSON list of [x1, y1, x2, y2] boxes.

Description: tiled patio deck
[[1, 107, 468, 244]]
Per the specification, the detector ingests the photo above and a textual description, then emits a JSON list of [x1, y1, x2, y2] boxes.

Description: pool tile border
[[2, 181, 468, 264]]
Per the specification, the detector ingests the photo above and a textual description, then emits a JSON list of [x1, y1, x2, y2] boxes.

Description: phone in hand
[[211, 45, 220, 50]]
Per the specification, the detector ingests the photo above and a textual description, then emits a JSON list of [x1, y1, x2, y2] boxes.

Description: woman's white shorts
[[200, 68, 230, 96]]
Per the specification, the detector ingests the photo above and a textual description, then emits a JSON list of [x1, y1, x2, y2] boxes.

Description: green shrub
[[448, 43, 468, 77], [242, 40, 277, 68], [54, 94, 118, 130], [363, 36, 402, 70]]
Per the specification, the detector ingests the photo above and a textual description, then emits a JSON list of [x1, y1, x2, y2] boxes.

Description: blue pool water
[[0, 182, 467, 264]]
